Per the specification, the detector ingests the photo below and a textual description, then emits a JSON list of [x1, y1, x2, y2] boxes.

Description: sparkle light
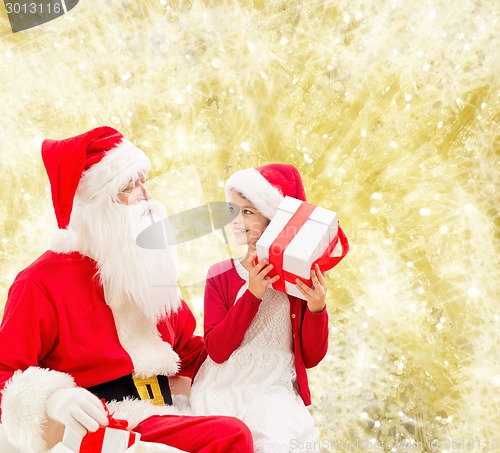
[[1, 0, 498, 448]]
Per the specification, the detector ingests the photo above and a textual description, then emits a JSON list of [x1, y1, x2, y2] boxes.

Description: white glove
[[46, 387, 109, 437]]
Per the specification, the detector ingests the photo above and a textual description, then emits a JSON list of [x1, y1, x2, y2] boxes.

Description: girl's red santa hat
[[41, 126, 150, 251], [225, 163, 307, 219]]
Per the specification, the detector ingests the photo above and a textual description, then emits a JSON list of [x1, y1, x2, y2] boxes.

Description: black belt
[[88, 374, 172, 406]]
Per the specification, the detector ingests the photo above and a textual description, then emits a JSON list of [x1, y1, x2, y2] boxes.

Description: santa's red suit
[[0, 251, 202, 393], [0, 127, 252, 453]]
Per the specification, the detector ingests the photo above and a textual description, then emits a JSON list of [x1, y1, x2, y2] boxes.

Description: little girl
[[190, 164, 329, 452]]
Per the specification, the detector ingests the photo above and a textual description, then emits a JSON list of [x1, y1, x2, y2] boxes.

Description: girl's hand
[[295, 264, 327, 313], [245, 251, 280, 299]]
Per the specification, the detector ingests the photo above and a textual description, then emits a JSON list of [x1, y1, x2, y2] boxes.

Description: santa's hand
[[46, 387, 109, 437]]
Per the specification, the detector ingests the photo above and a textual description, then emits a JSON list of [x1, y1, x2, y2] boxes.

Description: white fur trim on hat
[[1, 367, 76, 453], [225, 168, 283, 220], [76, 139, 151, 206]]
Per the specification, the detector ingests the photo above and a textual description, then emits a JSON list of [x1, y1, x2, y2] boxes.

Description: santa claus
[[0, 126, 253, 453]]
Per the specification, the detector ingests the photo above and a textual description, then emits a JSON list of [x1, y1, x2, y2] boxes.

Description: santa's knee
[[212, 415, 254, 452]]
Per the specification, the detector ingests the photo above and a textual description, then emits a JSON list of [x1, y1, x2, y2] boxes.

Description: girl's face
[[229, 189, 270, 248]]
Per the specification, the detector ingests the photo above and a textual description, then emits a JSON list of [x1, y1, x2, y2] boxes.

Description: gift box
[[62, 401, 140, 453], [256, 196, 349, 299]]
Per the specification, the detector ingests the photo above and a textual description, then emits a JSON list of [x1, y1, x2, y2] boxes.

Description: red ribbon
[[127, 432, 139, 448], [79, 400, 132, 452], [101, 399, 129, 429], [259, 200, 349, 292], [281, 225, 349, 287], [266, 201, 316, 292]]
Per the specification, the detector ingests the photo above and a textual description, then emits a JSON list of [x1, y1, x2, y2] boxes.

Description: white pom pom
[[50, 229, 76, 253]]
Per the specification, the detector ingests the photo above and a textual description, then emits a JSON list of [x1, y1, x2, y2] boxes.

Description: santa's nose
[[140, 184, 152, 201]]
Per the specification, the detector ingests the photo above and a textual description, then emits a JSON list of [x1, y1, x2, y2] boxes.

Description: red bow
[[100, 399, 129, 429]]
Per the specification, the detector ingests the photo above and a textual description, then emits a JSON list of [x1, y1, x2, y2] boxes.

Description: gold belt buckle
[[132, 375, 165, 406]]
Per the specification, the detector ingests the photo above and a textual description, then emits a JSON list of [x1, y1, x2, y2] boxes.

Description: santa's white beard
[[69, 199, 182, 322]]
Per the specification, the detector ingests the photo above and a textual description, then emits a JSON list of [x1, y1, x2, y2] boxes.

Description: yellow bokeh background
[[1, 0, 498, 451]]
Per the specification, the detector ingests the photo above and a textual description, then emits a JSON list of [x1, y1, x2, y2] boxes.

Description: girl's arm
[[300, 306, 329, 368], [204, 276, 262, 363], [203, 256, 278, 364], [295, 264, 329, 368]]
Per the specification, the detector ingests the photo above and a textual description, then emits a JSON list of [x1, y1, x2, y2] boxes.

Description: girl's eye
[[243, 209, 253, 215]]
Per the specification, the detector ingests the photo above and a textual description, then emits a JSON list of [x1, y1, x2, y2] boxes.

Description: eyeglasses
[[118, 177, 150, 203], [120, 176, 148, 193]]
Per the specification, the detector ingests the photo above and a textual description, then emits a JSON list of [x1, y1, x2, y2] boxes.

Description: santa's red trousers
[[134, 414, 254, 453]]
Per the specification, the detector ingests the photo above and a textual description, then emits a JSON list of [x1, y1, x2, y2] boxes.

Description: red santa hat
[[41, 126, 150, 251], [225, 163, 307, 219]]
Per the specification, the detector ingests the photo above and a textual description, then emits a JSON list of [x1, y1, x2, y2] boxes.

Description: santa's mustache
[[129, 201, 168, 231], [129, 200, 162, 218]]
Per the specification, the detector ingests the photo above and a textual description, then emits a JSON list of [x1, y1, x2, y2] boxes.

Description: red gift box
[[256, 196, 349, 299], [62, 400, 140, 452]]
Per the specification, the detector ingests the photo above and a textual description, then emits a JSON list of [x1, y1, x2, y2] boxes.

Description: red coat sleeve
[[203, 272, 262, 364], [299, 304, 329, 368], [0, 278, 58, 419], [157, 300, 204, 379]]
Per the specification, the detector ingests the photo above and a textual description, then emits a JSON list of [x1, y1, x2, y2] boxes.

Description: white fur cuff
[[107, 399, 181, 431], [1, 367, 75, 453]]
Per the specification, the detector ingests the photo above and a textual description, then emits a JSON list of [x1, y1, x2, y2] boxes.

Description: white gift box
[[54, 438, 187, 453], [256, 196, 343, 299], [62, 425, 140, 453]]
